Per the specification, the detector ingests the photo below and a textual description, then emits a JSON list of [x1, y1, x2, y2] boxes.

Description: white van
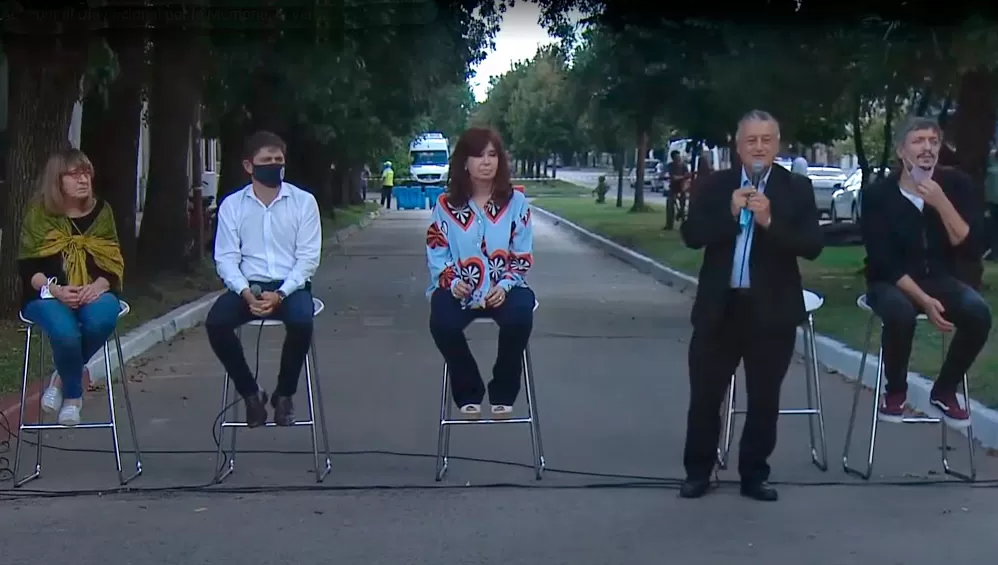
[[409, 132, 450, 185]]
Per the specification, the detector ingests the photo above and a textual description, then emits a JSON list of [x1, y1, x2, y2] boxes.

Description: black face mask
[[252, 163, 284, 188]]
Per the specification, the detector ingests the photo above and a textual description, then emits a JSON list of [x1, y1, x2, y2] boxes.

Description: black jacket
[[680, 165, 823, 332], [861, 167, 986, 286]]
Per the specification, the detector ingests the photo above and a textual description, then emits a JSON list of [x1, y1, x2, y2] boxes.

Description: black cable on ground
[[4, 326, 998, 500]]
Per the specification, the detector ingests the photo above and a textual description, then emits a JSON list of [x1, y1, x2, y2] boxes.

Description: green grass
[[0, 203, 379, 397], [322, 201, 379, 233], [517, 179, 591, 198], [534, 196, 998, 407]]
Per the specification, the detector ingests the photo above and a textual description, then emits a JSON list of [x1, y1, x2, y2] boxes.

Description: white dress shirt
[[214, 182, 322, 296]]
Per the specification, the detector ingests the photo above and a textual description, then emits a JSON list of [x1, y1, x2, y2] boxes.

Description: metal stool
[[436, 298, 545, 480], [842, 294, 976, 481], [718, 289, 829, 472], [214, 297, 332, 483], [12, 299, 143, 487]]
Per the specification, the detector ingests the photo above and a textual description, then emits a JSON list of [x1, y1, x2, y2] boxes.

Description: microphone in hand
[[250, 284, 263, 299]]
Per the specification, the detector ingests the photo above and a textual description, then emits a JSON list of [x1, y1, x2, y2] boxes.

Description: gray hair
[[735, 109, 781, 140], [893, 116, 943, 152]]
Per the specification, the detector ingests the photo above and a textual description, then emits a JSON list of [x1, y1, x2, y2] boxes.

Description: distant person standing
[[380, 161, 394, 209], [986, 148, 998, 262], [664, 150, 690, 230], [791, 149, 809, 175]]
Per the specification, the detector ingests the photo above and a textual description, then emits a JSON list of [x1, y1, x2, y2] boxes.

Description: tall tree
[[136, 2, 205, 275], [0, 13, 90, 317]]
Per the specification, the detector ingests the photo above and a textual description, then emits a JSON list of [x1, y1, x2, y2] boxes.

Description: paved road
[[2, 210, 996, 564]]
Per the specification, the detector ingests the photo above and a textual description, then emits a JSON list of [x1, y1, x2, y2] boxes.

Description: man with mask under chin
[[861, 116, 992, 429], [205, 130, 323, 428]]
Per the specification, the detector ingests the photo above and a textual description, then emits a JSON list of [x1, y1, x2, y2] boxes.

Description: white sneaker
[[57, 401, 82, 427], [41, 373, 62, 414], [458, 404, 482, 419]]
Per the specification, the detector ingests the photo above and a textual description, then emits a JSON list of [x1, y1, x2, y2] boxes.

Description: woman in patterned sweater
[[425, 127, 535, 419]]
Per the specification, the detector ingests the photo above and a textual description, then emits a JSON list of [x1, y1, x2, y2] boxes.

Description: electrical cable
[[3, 323, 998, 501]]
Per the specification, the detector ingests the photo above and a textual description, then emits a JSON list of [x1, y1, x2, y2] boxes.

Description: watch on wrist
[[276, 290, 287, 302]]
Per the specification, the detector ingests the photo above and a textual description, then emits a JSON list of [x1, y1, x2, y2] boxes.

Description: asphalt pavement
[[1, 209, 996, 564]]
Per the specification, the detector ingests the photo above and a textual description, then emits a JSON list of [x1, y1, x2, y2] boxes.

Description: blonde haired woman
[[17, 149, 125, 426]]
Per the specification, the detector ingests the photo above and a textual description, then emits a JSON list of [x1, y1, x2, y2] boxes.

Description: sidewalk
[[3, 210, 998, 564]]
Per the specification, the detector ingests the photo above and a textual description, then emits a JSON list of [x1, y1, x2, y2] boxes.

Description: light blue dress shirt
[[730, 166, 772, 288]]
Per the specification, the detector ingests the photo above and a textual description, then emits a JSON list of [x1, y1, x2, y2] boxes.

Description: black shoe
[[244, 391, 269, 428], [678, 478, 712, 499], [740, 481, 778, 502], [271, 395, 295, 426]]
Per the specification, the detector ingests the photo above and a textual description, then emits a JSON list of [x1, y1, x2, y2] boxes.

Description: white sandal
[[458, 404, 482, 419], [491, 405, 513, 419]]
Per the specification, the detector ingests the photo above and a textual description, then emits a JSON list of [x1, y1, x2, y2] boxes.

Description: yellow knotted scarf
[[18, 200, 124, 290]]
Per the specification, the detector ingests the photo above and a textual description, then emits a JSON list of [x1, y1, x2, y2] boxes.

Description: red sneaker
[[929, 390, 971, 429], [877, 392, 906, 423]]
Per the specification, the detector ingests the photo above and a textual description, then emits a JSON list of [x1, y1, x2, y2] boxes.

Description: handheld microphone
[[739, 161, 765, 228], [249, 284, 262, 298]]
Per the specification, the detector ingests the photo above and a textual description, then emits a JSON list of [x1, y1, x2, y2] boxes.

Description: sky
[[469, 2, 558, 102]]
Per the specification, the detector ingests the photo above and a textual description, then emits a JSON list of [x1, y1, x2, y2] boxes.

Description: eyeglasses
[[63, 169, 92, 179]]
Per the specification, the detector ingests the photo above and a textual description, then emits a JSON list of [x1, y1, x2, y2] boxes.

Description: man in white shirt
[[205, 131, 323, 427]]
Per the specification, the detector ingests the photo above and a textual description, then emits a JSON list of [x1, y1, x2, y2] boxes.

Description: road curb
[[0, 212, 380, 439], [532, 204, 998, 451]]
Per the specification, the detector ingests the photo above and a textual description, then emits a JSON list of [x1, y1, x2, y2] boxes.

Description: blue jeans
[[23, 293, 121, 400]]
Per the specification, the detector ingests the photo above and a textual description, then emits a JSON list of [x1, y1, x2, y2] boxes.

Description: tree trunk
[[952, 67, 996, 201], [851, 93, 869, 187], [877, 92, 897, 175], [82, 30, 146, 273], [216, 110, 249, 204], [136, 32, 200, 275], [614, 148, 624, 208], [0, 33, 89, 318], [631, 128, 647, 211], [949, 68, 994, 290]]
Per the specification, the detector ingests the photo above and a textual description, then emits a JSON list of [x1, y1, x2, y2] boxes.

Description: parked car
[[830, 167, 885, 223], [630, 158, 665, 192], [806, 166, 847, 214]]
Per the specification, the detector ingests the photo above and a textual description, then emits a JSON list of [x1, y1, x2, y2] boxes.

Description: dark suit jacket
[[680, 165, 823, 333]]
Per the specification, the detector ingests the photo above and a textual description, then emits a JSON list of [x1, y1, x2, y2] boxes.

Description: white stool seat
[[19, 299, 131, 325], [718, 289, 828, 472], [803, 290, 823, 313], [215, 295, 332, 484], [436, 296, 545, 480], [246, 297, 324, 327], [843, 293, 975, 481], [856, 293, 928, 320], [470, 298, 539, 324], [12, 298, 142, 487]]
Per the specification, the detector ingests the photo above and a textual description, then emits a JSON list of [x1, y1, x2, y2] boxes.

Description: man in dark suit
[[861, 116, 991, 428], [678, 110, 823, 501]]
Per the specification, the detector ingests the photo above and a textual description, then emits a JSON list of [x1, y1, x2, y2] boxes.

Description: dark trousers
[[429, 286, 535, 407], [380, 186, 393, 208], [683, 291, 797, 485], [664, 185, 686, 229], [867, 276, 992, 395], [205, 281, 315, 399]]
